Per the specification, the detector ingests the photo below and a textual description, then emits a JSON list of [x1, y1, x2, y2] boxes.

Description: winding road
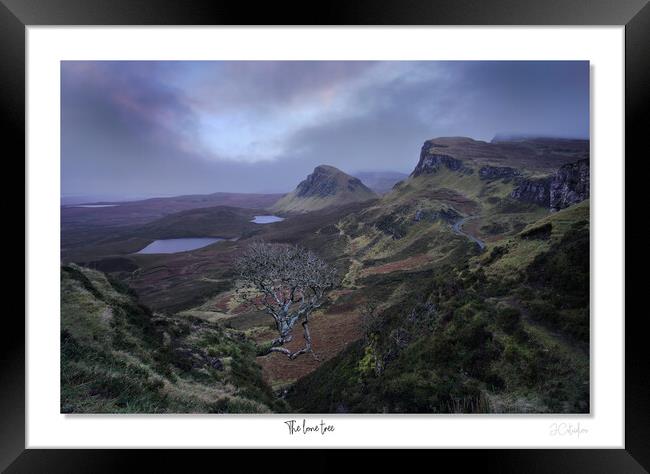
[[451, 216, 486, 251]]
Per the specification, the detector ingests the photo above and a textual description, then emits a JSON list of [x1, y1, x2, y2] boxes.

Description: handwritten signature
[[549, 422, 589, 438], [284, 419, 335, 436]]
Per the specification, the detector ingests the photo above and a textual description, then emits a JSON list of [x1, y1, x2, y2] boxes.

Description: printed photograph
[[60, 60, 590, 414]]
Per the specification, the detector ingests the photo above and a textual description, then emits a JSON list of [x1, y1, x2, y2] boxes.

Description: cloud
[[61, 60, 589, 197]]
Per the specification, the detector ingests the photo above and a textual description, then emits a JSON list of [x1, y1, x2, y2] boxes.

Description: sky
[[61, 60, 589, 199]]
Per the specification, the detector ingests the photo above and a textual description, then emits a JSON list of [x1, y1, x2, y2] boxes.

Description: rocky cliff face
[[479, 166, 520, 180], [510, 158, 589, 211], [549, 159, 590, 212], [295, 165, 368, 198], [510, 177, 553, 207], [411, 142, 471, 177]]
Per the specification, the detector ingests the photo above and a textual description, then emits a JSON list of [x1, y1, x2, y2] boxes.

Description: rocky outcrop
[[374, 204, 463, 240], [479, 166, 520, 180], [272, 165, 377, 213], [549, 159, 589, 212], [411, 142, 470, 177], [510, 158, 589, 211], [295, 165, 354, 198], [510, 177, 552, 207], [413, 207, 461, 223]]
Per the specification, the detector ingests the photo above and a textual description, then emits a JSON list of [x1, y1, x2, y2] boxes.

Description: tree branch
[[236, 242, 336, 361]]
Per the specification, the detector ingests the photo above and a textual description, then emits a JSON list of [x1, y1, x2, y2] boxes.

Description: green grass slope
[[335, 163, 548, 284], [287, 201, 590, 414], [61, 264, 285, 413]]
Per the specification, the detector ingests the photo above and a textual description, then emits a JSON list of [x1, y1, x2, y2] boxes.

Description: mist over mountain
[[352, 171, 409, 194]]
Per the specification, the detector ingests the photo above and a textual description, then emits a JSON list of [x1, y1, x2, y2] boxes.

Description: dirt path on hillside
[[451, 216, 486, 250]]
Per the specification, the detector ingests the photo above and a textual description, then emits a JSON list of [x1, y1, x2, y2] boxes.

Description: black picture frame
[[4, 0, 647, 471]]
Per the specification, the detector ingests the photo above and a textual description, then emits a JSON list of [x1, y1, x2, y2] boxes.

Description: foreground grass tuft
[[61, 264, 284, 413]]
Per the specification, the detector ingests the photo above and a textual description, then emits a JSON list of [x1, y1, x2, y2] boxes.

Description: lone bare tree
[[235, 242, 337, 360]]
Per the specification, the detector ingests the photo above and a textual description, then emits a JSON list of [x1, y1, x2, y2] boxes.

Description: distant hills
[[272, 165, 378, 213], [353, 171, 408, 194], [491, 133, 588, 144], [62, 192, 283, 229]]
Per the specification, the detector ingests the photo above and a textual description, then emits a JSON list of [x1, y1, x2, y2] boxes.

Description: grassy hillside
[[134, 206, 263, 240], [61, 264, 285, 413], [334, 163, 547, 286], [287, 201, 589, 413], [475, 200, 589, 280]]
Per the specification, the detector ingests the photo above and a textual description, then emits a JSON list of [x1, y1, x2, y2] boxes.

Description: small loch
[[251, 215, 284, 224], [136, 237, 223, 254]]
